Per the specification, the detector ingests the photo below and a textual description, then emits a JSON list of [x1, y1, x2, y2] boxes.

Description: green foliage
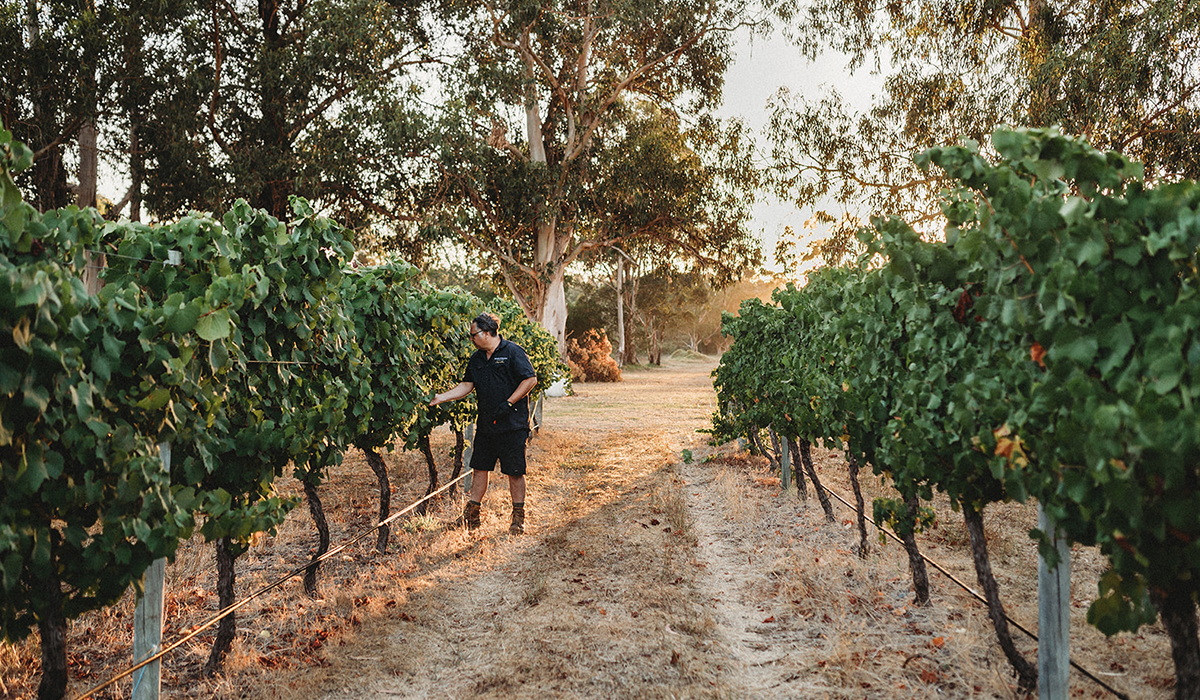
[[715, 125, 1200, 669], [0, 119, 563, 659], [923, 127, 1200, 637], [768, 0, 1200, 267], [0, 124, 198, 643]]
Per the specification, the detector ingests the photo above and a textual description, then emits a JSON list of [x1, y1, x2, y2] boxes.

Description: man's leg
[[508, 474, 526, 504], [470, 469, 490, 503], [449, 470, 490, 531], [507, 475, 526, 534]]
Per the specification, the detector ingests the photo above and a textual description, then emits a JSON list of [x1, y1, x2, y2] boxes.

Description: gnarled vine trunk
[[787, 438, 807, 500], [1151, 586, 1200, 700], [204, 537, 237, 676], [901, 493, 930, 606], [35, 532, 67, 700], [797, 439, 834, 522], [845, 451, 869, 559], [451, 429, 465, 481], [963, 504, 1037, 691], [363, 446, 392, 554], [414, 434, 439, 516], [303, 481, 330, 595]]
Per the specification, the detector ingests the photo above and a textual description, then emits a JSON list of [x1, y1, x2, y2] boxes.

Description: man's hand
[[430, 381, 474, 407]]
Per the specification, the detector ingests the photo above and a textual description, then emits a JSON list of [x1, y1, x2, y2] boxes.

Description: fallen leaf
[[931, 636, 945, 648], [762, 616, 775, 623]]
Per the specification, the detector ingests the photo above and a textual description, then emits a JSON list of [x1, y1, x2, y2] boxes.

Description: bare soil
[[0, 356, 1175, 699]]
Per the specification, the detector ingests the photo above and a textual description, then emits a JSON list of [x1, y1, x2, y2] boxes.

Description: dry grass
[[0, 354, 1176, 699]]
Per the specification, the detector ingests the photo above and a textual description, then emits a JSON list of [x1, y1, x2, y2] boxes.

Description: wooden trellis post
[[1038, 503, 1071, 699], [778, 430, 792, 492], [132, 442, 170, 700], [463, 423, 475, 496]]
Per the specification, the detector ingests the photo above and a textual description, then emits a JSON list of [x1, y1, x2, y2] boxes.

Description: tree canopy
[[766, 0, 1200, 263], [420, 0, 765, 351]]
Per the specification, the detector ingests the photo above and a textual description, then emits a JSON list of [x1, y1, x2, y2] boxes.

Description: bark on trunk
[[363, 447, 391, 554], [615, 258, 625, 366], [451, 429, 465, 481], [767, 427, 783, 475], [902, 493, 931, 605], [414, 434, 439, 516], [27, 0, 69, 213], [964, 505, 1038, 691], [76, 121, 97, 208], [846, 451, 869, 558], [35, 534, 67, 700], [1152, 586, 1200, 700], [623, 272, 639, 365], [787, 438, 807, 500], [798, 439, 835, 522], [128, 120, 142, 222], [204, 537, 237, 676], [303, 480, 329, 595], [541, 269, 568, 357], [255, 0, 293, 219], [747, 429, 766, 457]]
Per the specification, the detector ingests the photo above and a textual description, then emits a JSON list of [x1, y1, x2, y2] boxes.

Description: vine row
[[0, 125, 566, 699], [711, 127, 1200, 698]]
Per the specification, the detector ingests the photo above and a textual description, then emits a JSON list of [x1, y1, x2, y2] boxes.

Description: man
[[430, 312, 538, 533]]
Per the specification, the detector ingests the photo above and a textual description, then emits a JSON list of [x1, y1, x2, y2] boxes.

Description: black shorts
[[469, 429, 530, 476]]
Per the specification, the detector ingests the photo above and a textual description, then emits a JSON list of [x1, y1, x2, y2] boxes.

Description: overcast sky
[[715, 28, 882, 273]]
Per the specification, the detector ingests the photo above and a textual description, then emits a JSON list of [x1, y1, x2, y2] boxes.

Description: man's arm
[[430, 382, 474, 406], [508, 376, 537, 405]]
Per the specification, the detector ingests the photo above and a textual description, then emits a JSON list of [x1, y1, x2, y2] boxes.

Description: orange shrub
[[566, 329, 622, 382]]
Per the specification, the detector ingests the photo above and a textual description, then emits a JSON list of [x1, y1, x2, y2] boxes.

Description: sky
[[97, 22, 884, 273], [714, 28, 882, 274]]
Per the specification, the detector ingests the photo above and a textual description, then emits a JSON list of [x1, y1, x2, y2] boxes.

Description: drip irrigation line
[[71, 470, 469, 700], [816, 480, 1130, 700], [83, 249, 175, 265]]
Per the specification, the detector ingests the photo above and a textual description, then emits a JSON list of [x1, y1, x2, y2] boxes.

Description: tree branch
[[207, 1, 233, 157]]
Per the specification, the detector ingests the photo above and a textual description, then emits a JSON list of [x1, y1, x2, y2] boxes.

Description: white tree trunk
[[541, 268, 568, 357], [615, 258, 625, 365]]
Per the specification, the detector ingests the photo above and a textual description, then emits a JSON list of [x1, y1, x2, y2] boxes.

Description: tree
[[136, 0, 445, 225], [423, 0, 763, 353], [1, 1, 450, 228], [1, 1, 102, 212], [766, 0, 1200, 258]]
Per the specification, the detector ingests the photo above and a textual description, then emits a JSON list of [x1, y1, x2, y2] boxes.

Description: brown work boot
[[509, 503, 525, 535], [450, 500, 481, 531]]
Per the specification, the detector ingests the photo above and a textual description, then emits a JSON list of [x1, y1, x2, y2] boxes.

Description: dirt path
[[305, 357, 1170, 700], [317, 357, 798, 699]]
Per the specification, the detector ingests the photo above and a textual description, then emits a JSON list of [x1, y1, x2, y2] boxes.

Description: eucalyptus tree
[[766, 0, 1200, 253], [423, 0, 764, 353], [129, 0, 447, 226], [1, 0, 104, 211]]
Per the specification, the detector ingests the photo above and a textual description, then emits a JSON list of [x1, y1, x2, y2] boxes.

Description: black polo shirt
[[463, 337, 536, 434]]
